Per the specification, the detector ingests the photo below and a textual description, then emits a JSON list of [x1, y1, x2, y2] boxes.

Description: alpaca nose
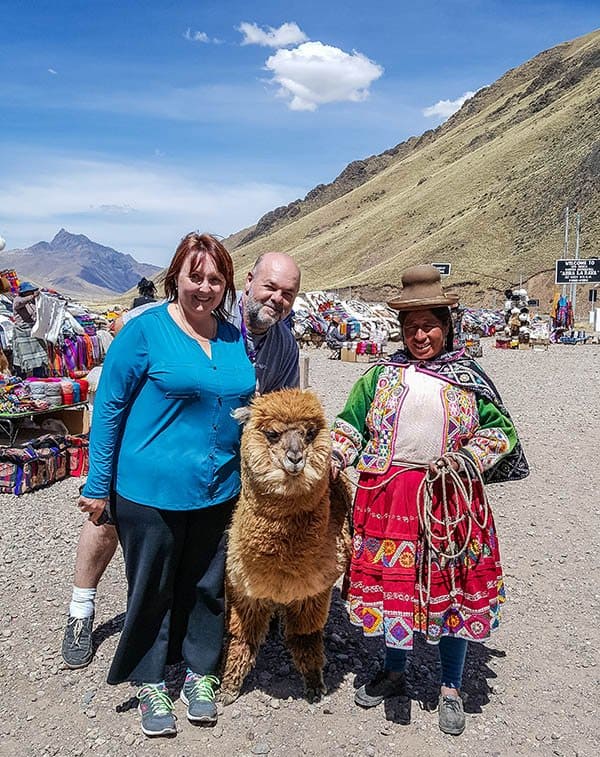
[[286, 448, 303, 465]]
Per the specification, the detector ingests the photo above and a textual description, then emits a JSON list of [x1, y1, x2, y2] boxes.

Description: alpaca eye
[[263, 430, 281, 443], [305, 427, 318, 443]]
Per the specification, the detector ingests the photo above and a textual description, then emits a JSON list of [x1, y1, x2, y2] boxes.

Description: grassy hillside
[[224, 29, 600, 310]]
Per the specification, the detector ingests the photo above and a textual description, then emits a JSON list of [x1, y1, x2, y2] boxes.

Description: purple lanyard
[[238, 301, 257, 363]]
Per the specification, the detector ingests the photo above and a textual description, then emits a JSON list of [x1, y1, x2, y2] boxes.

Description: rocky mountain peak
[[3, 229, 161, 298]]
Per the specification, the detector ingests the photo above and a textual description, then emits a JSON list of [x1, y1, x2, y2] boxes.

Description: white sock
[[69, 586, 97, 619]]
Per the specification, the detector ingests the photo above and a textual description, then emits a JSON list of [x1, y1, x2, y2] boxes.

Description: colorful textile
[[0, 434, 74, 494], [46, 333, 107, 378], [332, 348, 524, 651], [347, 465, 504, 650], [0, 269, 20, 295], [332, 349, 528, 484], [66, 435, 89, 477], [12, 324, 49, 374], [551, 294, 574, 329]]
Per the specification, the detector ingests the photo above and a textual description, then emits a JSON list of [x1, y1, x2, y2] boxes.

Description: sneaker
[[354, 670, 405, 708], [180, 672, 219, 724], [61, 615, 94, 669], [438, 694, 466, 735], [137, 683, 177, 737]]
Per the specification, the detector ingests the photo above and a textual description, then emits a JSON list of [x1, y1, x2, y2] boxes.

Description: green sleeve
[[331, 366, 381, 468], [462, 396, 517, 472], [477, 398, 517, 450]]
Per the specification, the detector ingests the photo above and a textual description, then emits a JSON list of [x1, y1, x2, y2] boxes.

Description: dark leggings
[[107, 494, 234, 685], [384, 637, 468, 689]]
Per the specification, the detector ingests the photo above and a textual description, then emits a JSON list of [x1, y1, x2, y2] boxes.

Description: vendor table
[[0, 402, 88, 445]]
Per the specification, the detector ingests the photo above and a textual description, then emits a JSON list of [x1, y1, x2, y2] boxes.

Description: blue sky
[[1, 1, 598, 265]]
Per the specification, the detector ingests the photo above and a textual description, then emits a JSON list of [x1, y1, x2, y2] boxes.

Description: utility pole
[[571, 210, 581, 318], [562, 206, 569, 298]]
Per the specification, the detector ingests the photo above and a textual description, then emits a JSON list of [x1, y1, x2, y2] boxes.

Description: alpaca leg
[[221, 595, 271, 705], [283, 589, 332, 703]]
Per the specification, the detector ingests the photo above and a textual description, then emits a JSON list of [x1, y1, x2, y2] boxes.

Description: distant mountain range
[[222, 28, 600, 307], [2, 229, 161, 299]]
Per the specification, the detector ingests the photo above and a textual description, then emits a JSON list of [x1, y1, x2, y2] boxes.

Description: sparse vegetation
[[223, 30, 600, 304]]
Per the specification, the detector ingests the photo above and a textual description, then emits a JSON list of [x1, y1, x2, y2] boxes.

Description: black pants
[[107, 494, 234, 685]]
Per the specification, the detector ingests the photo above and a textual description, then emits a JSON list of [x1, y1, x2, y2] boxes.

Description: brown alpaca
[[221, 388, 352, 705]]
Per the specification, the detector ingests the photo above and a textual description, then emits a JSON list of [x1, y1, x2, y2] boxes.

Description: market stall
[[0, 271, 111, 493], [0, 402, 88, 445], [0, 372, 91, 492], [292, 291, 400, 358]]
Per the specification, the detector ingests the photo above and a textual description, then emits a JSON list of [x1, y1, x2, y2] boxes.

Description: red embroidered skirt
[[347, 465, 505, 649]]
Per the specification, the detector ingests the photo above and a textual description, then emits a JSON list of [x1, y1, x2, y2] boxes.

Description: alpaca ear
[[232, 405, 252, 425]]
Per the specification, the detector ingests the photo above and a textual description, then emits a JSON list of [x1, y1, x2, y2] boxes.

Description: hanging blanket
[[12, 324, 48, 373], [32, 293, 66, 345]]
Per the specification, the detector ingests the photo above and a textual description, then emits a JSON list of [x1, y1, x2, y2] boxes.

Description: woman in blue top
[[78, 233, 256, 738]]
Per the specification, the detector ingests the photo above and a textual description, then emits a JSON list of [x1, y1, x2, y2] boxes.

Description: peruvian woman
[[331, 265, 528, 735]]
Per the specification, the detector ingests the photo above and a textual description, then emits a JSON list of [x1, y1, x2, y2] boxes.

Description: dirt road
[[1, 344, 598, 756]]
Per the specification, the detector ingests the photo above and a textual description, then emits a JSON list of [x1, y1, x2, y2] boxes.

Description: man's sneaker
[[137, 683, 177, 737], [354, 670, 405, 708], [180, 672, 219, 724], [438, 694, 466, 735], [61, 615, 94, 669]]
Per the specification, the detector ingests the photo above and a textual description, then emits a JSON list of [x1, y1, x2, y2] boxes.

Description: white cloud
[[264, 41, 383, 111], [238, 21, 308, 48], [48, 68, 57, 75], [423, 90, 476, 120], [94, 204, 138, 215], [0, 153, 304, 265], [183, 28, 214, 43]]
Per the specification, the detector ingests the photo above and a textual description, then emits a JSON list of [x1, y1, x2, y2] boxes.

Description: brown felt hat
[[388, 265, 459, 311]]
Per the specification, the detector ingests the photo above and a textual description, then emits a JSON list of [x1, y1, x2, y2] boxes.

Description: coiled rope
[[341, 452, 490, 607]]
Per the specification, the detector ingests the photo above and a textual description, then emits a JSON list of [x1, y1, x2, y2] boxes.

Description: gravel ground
[[1, 342, 599, 757]]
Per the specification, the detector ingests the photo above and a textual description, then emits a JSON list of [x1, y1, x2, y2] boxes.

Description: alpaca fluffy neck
[[241, 465, 330, 517]]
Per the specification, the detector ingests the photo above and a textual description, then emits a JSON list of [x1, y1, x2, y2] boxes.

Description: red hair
[[164, 233, 235, 321]]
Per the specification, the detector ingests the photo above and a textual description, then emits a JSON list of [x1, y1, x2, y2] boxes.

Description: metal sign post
[[570, 212, 581, 315], [562, 206, 569, 297]]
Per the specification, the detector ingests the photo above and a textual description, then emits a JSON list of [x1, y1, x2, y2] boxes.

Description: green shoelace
[[137, 684, 174, 715], [186, 674, 219, 701]]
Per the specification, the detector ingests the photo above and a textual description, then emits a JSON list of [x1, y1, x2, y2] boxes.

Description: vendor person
[[331, 264, 529, 735], [12, 281, 48, 377], [131, 277, 158, 310]]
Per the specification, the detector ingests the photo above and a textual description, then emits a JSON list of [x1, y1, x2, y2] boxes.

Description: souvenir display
[[292, 291, 401, 350], [0, 276, 105, 490]]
